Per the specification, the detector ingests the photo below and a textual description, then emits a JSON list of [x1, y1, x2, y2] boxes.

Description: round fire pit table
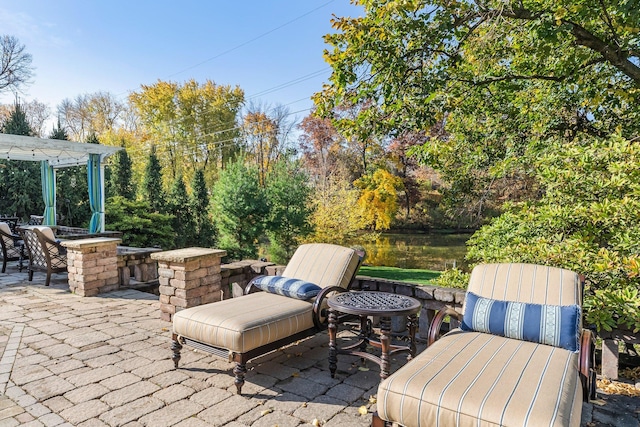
[[327, 290, 421, 380]]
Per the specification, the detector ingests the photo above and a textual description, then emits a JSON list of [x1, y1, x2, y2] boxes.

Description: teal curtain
[[41, 161, 56, 225], [87, 154, 103, 233]]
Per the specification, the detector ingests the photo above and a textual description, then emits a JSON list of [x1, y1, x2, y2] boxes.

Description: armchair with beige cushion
[[171, 243, 363, 394], [373, 263, 595, 427], [20, 226, 67, 287]]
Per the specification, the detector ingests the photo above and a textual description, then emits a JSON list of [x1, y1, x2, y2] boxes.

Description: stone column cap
[[61, 237, 122, 249], [151, 247, 227, 263]]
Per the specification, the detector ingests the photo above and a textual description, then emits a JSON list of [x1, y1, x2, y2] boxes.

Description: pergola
[[0, 134, 121, 232]]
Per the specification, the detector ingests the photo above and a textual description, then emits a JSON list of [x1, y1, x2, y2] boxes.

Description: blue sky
[[0, 0, 361, 122]]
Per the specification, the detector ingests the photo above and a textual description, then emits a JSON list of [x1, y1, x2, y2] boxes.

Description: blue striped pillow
[[461, 292, 581, 352], [251, 276, 322, 300]]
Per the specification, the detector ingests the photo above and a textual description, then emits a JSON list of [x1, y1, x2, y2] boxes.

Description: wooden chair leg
[[45, 271, 51, 286], [28, 268, 33, 281]]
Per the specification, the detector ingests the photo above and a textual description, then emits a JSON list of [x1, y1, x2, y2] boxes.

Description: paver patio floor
[[0, 261, 636, 426]]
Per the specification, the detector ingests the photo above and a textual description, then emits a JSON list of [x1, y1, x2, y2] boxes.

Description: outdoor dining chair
[[373, 263, 595, 427], [0, 221, 22, 273], [20, 226, 67, 287], [171, 243, 363, 394]]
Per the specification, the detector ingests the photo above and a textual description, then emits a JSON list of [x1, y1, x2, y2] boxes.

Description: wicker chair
[[373, 263, 595, 427], [172, 243, 364, 394], [0, 222, 22, 273], [20, 226, 67, 286]]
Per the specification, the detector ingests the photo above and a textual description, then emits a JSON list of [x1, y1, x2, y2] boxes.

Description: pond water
[[349, 233, 471, 271]]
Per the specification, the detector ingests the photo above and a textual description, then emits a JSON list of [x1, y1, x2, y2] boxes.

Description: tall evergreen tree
[[107, 142, 134, 200], [166, 175, 194, 248], [212, 159, 267, 260], [142, 146, 165, 212], [0, 103, 42, 218], [190, 168, 215, 247]]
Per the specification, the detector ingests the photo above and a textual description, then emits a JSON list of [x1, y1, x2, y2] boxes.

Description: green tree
[[0, 103, 42, 218], [265, 160, 313, 263], [48, 119, 90, 226], [105, 196, 174, 249], [107, 142, 134, 200], [318, 0, 640, 224], [212, 159, 267, 260], [142, 146, 165, 212], [190, 168, 215, 247], [166, 175, 194, 248]]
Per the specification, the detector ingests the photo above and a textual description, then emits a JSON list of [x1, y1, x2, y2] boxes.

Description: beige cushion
[[468, 263, 582, 307], [173, 292, 314, 353], [377, 330, 582, 427], [282, 243, 360, 289], [33, 226, 60, 256]]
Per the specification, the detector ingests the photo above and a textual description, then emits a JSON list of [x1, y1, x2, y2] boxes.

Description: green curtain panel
[[87, 154, 103, 233], [41, 161, 56, 225]]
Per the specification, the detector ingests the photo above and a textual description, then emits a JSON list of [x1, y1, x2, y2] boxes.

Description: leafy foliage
[[466, 136, 640, 332], [105, 196, 174, 249], [212, 158, 268, 260], [265, 160, 313, 263], [305, 175, 366, 244], [355, 168, 403, 230], [107, 144, 134, 200]]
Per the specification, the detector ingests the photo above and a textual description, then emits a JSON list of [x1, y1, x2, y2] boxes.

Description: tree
[[298, 111, 343, 184], [0, 102, 42, 218], [317, 1, 640, 223], [106, 196, 174, 249], [130, 79, 244, 185], [48, 119, 90, 227], [141, 146, 165, 212], [305, 175, 366, 244], [57, 92, 124, 142], [265, 160, 313, 263], [212, 159, 267, 260], [107, 142, 134, 200], [354, 168, 403, 231], [190, 168, 215, 247], [166, 175, 194, 248], [0, 35, 33, 95], [242, 102, 295, 186]]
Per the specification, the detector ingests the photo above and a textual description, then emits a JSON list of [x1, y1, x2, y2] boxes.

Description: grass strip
[[357, 265, 441, 285]]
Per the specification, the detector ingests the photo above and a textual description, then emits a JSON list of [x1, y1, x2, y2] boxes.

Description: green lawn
[[357, 265, 441, 285]]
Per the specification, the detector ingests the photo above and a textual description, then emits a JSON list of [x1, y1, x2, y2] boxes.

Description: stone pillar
[[62, 237, 122, 297], [151, 248, 226, 322]]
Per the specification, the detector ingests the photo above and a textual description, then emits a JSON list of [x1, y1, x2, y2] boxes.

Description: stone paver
[[0, 260, 635, 427]]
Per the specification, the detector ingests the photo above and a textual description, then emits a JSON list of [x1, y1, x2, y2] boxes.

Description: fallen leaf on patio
[[301, 402, 307, 407], [292, 372, 299, 377], [161, 328, 168, 332], [312, 418, 321, 426], [260, 408, 273, 416], [369, 395, 377, 404], [358, 406, 368, 415], [358, 366, 370, 371], [597, 378, 640, 396]]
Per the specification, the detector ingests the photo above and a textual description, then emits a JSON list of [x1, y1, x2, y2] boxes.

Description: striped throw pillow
[[251, 276, 322, 300], [461, 292, 581, 352]]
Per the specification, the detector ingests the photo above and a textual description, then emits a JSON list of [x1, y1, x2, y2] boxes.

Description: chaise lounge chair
[[0, 221, 22, 273], [373, 263, 595, 427], [171, 243, 363, 394]]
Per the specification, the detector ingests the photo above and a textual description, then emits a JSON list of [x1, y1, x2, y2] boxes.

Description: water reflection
[[349, 233, 470, 271]]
